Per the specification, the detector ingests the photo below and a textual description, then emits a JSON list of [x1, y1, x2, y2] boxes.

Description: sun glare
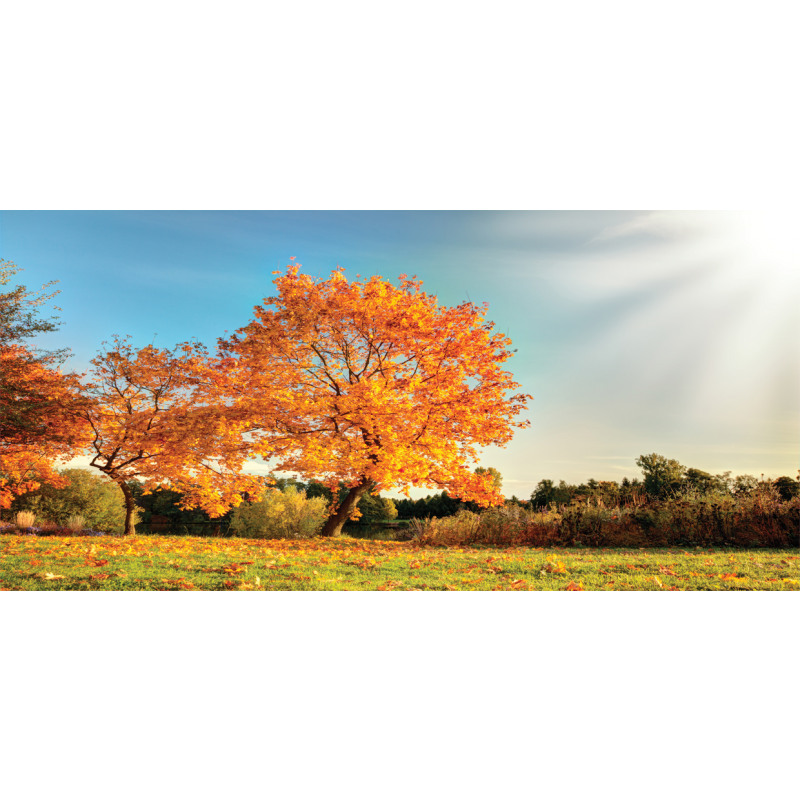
[[726, 210, 800, 281], [581, 211, 799, 443]]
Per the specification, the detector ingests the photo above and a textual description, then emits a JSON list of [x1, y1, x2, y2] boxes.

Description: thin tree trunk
[[320, 477, 371, 537], [119, 479, 137, 536]]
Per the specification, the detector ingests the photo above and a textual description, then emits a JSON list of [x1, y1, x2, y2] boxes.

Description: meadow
[[1, 533, 797, 590]]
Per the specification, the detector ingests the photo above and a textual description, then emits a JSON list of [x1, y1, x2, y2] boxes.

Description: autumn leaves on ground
[[1, 535, 798, 591]]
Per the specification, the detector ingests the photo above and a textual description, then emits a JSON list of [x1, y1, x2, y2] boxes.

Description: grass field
[[1, 534, 798, 590]]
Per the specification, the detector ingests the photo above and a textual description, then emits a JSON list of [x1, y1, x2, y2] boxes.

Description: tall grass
[[66, 515, 86, 532], [412, 493, 800, 548], [14, 510, 36, 529]]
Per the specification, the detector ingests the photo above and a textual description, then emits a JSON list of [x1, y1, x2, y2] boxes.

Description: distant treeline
[[8, 454, 798, 536], [395, 454, 800, 518]]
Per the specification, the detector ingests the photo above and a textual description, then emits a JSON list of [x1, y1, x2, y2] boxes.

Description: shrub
[[410, 493, 800, 549], [475, 505, 537, 545], [357, 493, 398, 524], [230, 485, 328, 539], [11, 469, 129, 534]]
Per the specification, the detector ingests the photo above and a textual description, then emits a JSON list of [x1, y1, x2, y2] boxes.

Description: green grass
[[1, 534, 798, 590]]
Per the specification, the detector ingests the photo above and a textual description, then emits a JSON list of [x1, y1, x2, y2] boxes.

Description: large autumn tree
[[0, 261, 89, 508], [80, 337, 262, 534], [217, 263, 531, 536]]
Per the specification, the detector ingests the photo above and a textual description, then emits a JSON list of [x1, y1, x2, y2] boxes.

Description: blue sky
[[2, 210, 797, 498]]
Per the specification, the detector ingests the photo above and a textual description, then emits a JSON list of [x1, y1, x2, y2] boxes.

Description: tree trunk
[[320, 477, 371, 537], [119, 479, 137, 536]]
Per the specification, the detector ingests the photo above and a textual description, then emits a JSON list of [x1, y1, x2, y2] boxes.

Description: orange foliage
[[0, 345, 90, 508], [0, 449, 67, 509], [217, 264, 531, 521], [1, 261, 91, 506], [81, 337, 263, 526]]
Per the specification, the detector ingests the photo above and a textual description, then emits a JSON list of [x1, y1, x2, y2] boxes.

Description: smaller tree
[[530, 479, 555, 509], [711, 471, 734, 495], [530, 479, 577, 509], [619, 477, 644, 506], [732, 474, 759, 497], [773, 475, 800, 501], [80, 337, 262, 535], [590, 480, 622, 507], [683, 467, 716, 496], [357, 491, 398, 524], [0, 262, 90, 506], [636, 453, 685, 500]]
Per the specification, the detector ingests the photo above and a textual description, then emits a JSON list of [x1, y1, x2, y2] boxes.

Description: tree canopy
[[0, 262, 89, 507], [636, 453, 686, 500], [217, 264, 531, 535], [79, 337, 262, 533]]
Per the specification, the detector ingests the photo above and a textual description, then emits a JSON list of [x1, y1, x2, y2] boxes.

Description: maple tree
[[217, 263, 531, 536], [0, 348, 89, 508], [79, 337, 262, 535], [0, 261, 89, 507]]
